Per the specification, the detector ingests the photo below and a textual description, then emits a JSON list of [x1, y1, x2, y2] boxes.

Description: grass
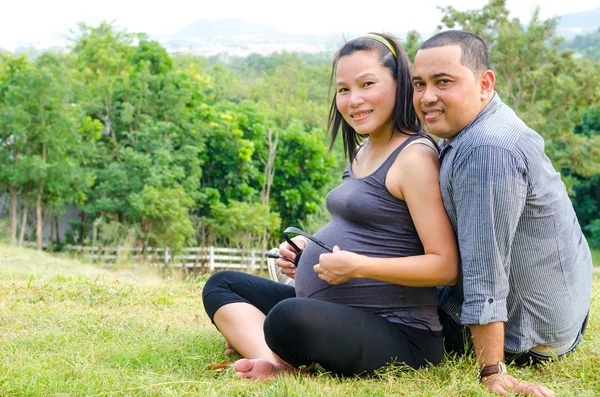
[[0, 242, 599, 396]]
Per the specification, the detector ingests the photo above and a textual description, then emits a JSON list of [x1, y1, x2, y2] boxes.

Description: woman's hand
[[277, 236, 308, 279], [313, 246, 361, 285]]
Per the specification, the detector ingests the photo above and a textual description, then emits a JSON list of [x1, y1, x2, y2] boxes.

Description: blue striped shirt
[[439, 93, 593, 353]]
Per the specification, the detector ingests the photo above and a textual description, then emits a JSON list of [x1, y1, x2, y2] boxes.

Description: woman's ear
[[479, 70, 496, 101]]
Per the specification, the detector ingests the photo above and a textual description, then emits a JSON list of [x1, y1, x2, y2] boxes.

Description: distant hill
[[5, 7, 598, 58], [557, 7, 600, 35], [560, 26, 600, 59], [175, 18, 287, 39]]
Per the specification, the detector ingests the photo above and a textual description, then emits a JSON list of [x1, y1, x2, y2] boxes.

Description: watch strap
[[479, 361, 507, 380]]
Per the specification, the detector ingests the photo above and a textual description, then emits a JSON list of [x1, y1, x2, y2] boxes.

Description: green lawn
[[0, 242, 598, 396]]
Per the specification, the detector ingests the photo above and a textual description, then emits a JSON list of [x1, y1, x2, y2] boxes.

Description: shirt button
[[488, 298, 494, 304]]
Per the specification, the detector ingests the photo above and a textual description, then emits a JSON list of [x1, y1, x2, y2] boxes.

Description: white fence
[[64, 245, 266, 272]]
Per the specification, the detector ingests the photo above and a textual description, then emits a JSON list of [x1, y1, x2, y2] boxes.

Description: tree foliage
[[1, 21, 338, 250], [436, 0, 600, 245], [1, 5, 599, 250], [561, 27, 600, 60]]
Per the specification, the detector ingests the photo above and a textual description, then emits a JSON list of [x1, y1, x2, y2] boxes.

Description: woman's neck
[[365, 130, 406, 150]]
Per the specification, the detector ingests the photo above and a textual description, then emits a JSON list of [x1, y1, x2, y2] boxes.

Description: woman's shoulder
[[402, 135, 439, 155], [385, 135, 441, 200], [393, 135, 439, 167]]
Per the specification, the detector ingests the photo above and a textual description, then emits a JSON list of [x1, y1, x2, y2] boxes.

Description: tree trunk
[[49, 213, 55, 252], [36, 185, 44, 251], [10, 150, 20, 245], [55, 216, 61, 245], [9, 186, 17, 245], [259, 129, 279, 274], [18, 196, 29, 246], [261, 129, 279, 206], [80, 211, 87, 245], [37, 104, 47, 251]]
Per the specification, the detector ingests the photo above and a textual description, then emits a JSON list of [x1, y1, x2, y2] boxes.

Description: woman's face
[[335, 50, 396, 138]]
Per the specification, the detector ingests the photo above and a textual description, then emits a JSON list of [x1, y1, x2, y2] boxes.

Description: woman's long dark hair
[[327, 33, 435, 162]]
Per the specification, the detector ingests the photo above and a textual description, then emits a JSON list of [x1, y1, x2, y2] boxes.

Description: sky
[[1, 0, 598, 50]]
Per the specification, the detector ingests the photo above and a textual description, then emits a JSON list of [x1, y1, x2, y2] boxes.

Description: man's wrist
[[479, 361, 507, 381]]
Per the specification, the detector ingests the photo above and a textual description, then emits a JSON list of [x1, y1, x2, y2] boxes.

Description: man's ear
[[479, 70, 495, 101]]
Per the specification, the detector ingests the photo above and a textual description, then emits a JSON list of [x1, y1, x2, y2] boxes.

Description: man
[[412, 30, 592, 397]]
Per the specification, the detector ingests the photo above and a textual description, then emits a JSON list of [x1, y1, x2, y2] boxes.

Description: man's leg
[[506, 311, 590, 366], [437, 286, 472, 356]]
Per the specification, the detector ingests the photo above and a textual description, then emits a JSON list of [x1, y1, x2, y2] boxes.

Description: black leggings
[[202, 270, 443, 376]]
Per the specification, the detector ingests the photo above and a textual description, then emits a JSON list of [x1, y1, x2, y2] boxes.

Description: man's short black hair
[[419, 30, 490, 75]]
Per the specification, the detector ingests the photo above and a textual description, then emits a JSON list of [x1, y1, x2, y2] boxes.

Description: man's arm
[[471, 322, 504, 367], [471, 323, 554, 396], [451, 146, 553, 396]]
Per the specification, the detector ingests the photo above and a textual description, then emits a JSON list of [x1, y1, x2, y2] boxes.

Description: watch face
[[498, 362, 507, 373]]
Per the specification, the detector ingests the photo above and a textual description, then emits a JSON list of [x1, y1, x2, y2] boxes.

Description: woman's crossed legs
[[202, 270, 443, 379]]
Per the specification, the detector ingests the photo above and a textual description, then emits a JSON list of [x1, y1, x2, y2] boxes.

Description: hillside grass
[[0, 243, 598, 396]]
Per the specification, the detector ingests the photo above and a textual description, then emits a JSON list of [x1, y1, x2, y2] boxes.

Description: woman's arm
[[314, 143, 459, 287]]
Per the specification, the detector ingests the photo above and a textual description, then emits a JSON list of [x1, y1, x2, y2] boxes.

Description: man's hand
[[482, 373, 555, 396], [470, 323, 554, 396]]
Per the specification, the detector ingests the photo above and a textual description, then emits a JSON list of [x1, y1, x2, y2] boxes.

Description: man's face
[[412, 45, 486, 141]]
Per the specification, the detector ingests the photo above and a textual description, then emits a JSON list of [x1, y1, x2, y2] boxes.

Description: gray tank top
[[295, 134, 442, 331]]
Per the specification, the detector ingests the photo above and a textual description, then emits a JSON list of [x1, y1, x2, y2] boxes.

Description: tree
[[436, 0, 600, 243], [402, 30, 422, 62], [437, 1, 600, 179], [70, 21, 135, 151], [0, 53, 93, 249], [30, 53, 94, 250], [71, 23, 208, 248], [129, 185, 195, 251], [0, 55, 32, 245], [247, 52, 331, 129], [570, 106, 600, 246], [271, 121, 338, 230], [205, 200, 281, 259], [561, 27, 600, 60]]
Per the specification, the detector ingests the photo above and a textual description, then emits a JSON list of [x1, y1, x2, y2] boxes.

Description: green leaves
[[1, 21, 338, 250], [129, 186, 195, 251], [436, 0, 600, 246], [205, 200, 281, 248]]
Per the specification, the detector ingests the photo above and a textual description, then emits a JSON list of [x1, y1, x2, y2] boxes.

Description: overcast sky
[[1, 0, 598, 50]]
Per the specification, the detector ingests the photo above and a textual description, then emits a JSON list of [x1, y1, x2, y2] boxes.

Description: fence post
[[164, 247, 171, 266], [250, 249, 257, 272], [209, 246, 215, 272]]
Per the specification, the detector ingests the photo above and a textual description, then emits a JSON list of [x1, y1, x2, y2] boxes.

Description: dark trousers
[[437, 286, 589, 365], [202, 270, 444, 376]]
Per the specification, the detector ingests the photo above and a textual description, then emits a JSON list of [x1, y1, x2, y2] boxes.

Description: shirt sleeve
[[452, 145, 527, 325]]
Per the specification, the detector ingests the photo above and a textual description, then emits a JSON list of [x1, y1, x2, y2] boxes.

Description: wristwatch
[[479, 361, 507, 380]]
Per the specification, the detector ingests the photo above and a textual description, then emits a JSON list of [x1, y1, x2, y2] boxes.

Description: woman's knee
[[263, 298, 318, 366], [202, 270, 238, 300], [202, 270, 247, 322], [264, 299, 315, 341]]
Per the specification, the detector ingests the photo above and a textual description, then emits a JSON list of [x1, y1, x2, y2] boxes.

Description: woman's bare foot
[[233, 358, 296, 380], [224, 341, 238, 356]]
